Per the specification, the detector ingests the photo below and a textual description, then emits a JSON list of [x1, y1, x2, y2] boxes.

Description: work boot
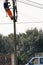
[[11, 16, 14, 20], [11, 16, 17, 22]]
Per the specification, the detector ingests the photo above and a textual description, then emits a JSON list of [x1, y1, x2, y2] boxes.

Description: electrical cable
[[25, 0, 43, 6], [0, 21, 43, 25], [18, 0, 43, 9]]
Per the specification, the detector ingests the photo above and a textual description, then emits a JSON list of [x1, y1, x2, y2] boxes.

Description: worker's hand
[[8, 2, 10, 4], [8, 2, 11, 7]]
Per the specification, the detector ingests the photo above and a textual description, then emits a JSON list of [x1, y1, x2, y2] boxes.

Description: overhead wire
[[20, 21, 43, 24], [18, 0, 43, 9], [17, 0, 43, 23], [26, 0, 43, 6], [0, 21, 43, 25]]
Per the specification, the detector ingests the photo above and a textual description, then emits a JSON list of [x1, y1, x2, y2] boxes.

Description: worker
[[4, 0, 13, 20]]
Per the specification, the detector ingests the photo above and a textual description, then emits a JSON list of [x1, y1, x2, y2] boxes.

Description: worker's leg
[[5, 9, 13, 20]]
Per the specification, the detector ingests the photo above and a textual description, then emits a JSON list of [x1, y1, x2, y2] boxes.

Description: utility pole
[[12, 0, 17, 65]]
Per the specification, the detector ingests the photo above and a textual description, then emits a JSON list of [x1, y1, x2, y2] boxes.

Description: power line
[[18, 0, 43, 9], [0, 22, 43, 24], [27, 0, 43, 6], [17, 22, 43, 23], [0, 23, 13, 24]]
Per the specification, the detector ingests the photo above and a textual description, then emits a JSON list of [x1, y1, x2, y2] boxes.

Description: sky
[[0, 0, 43, 36]]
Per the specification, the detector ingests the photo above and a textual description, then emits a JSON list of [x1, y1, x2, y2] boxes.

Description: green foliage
[[0, 28, 43, 64], [0, 34, 14, 53]]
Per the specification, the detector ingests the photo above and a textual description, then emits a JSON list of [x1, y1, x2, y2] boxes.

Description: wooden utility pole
[[12, 0, 17, 65]]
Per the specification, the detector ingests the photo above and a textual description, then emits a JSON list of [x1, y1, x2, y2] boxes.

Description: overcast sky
[[0, 0, 43, 36]]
